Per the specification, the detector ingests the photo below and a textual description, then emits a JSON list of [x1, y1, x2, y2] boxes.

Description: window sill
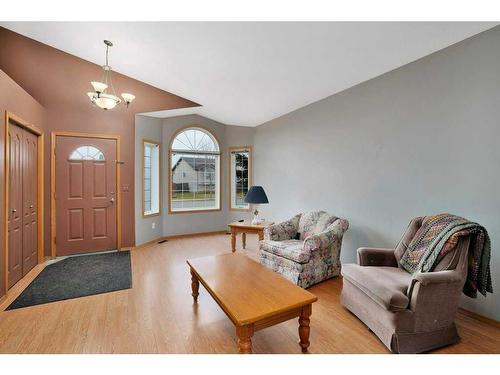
[[229, 207, 251, 212], [168, 207, 222, 214], [143, 211, 161, 218]]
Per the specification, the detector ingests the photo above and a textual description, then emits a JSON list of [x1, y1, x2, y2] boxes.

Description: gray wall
[[253, 27, 500, 320], [135, 114, 255, 243], [134, 115, 163, 245]]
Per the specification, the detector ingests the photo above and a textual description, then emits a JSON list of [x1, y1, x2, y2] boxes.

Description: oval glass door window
[[69, 146, 105, 161]]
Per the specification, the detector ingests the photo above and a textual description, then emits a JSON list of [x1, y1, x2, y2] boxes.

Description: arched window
[[69, 146, 105, 161], [169, 127, 221, 212]]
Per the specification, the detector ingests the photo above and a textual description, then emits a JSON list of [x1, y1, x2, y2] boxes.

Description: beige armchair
[[341, 217, 471, 353]]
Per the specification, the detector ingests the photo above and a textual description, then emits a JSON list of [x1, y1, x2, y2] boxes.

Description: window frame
[[168, 126, 222, 214], [228, 146, 252, 211], [142, 139, 161, 218]]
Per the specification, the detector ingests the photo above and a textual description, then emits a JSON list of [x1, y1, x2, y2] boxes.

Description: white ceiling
[[1, 22, 496, 126]]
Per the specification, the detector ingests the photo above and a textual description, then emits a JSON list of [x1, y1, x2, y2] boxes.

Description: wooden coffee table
[[187, 253, 318, 354], [227, 220, 273, 252]]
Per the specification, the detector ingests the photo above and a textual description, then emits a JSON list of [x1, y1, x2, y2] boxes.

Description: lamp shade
[[121, 93, 136, 103], [95, 93, 121, 110], [91, 81, 108, 93], [244, 186, 269, 204]]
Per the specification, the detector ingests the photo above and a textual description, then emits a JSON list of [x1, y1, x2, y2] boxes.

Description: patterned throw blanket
[[399, 213, 493, 298]]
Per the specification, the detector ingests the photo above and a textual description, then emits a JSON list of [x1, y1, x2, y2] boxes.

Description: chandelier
[[87, 40, 135, 110]]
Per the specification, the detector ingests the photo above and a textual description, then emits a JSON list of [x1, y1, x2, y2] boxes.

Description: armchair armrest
[[264, 214, 300, 241], [410, 270, 463, 286], [303, 231, 335, 253], [407, 270, 465, 313], [357, 247, 397, 267], [303, 218, 349, 254]]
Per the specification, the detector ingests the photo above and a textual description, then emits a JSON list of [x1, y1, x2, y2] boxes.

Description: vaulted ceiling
[[1, 22, 496, 126]]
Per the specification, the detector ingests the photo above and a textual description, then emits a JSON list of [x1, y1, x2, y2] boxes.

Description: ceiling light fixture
[[87, 40, 135, 110]]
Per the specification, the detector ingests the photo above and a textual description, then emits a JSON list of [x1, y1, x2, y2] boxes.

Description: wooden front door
[[55, 136, 117, 256], [8, 123, 38, 288]]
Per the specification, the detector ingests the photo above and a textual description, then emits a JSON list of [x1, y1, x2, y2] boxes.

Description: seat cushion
[[260, 239, 309, 264], [341, 264, 412, 311]]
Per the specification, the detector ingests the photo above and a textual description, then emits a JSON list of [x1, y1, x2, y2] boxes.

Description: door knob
[[30, 204, 34, 209], [12, 208, 16, 213], [110, 197, 115, 203]]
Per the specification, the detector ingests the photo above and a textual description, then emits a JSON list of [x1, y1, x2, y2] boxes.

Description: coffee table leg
[[236, 324, 254, 354], [242, 233, 246, 249], [231, 231, 236, 253], [190, 269, 200, 303], [298, 304, 312, 353]]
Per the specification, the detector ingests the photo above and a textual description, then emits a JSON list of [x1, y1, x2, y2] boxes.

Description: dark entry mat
[[6, 251, 132, 310]]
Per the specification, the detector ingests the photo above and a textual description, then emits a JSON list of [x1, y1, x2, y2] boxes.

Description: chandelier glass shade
[[87, 40, 135, 110]]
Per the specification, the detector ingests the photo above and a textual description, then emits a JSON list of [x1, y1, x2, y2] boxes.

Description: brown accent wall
[[0, 27, 198, 259], [0, 69, 46, 296]]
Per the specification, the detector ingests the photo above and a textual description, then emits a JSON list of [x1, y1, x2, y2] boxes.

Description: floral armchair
[[259, 211, 349, 288]]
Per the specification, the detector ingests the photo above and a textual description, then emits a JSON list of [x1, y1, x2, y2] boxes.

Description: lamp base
[[251, 209, 263, 225]]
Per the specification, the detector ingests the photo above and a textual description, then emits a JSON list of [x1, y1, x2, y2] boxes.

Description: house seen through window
[[170, 127, 220, 212]]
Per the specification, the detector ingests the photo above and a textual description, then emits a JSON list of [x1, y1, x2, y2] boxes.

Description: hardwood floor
[[0, 233, 498, 354]]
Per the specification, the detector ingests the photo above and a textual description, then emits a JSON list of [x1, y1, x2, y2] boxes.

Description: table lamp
[[244, 186, 269, 224]]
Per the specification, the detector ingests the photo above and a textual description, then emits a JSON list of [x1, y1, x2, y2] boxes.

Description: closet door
[[7, 123, 39, 288], [22, 129, 38, 275], [7, 124, 24, 288]]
